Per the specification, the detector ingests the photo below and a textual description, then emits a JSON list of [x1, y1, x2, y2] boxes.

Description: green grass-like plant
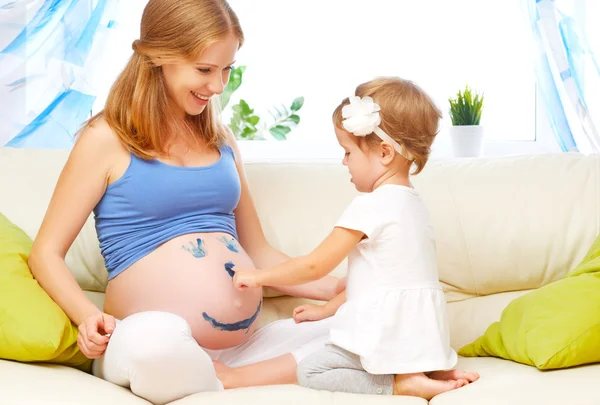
[[448, 85, 484, 126]]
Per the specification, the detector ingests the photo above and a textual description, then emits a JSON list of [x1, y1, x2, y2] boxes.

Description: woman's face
[[161, 33, 239, 117]]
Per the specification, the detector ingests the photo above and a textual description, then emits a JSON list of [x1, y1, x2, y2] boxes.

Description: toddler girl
[[233, 77, 479, 400]]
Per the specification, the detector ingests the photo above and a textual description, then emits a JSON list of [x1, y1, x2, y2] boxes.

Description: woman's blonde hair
[[78, 0, 244, 159], [332, 77, 441, 175]]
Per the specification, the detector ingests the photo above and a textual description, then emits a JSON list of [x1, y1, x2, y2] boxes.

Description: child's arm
[[323, 289, 347, 315], [233, 227, 363, 290]]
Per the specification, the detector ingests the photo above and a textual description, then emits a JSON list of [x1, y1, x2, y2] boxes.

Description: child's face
[[335, 126, 383, 192], [161, 33, 239, 117]]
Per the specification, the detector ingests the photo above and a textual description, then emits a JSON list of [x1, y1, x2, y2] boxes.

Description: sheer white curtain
[[522, 0, 600, 154], [0, 0, 121, 147]]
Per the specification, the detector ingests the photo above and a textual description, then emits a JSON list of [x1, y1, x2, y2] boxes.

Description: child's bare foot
[[427, 369, 480, 383], [393, 373, 467, 400], [212, 360, 234, 389]]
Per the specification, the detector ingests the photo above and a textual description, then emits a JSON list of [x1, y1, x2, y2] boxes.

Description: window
[[227, 1, 538, 149], [94, 0, 554, 159]]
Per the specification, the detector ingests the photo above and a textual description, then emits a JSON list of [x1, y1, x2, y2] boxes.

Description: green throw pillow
[[0, 213, 91, 371], [459, 233, 600, 370]]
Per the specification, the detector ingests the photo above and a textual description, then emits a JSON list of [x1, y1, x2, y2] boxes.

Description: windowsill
[[237, 137, 561, 164]]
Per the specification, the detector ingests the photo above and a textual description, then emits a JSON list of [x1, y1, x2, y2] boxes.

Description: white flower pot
[[449, 125, 484, 157]]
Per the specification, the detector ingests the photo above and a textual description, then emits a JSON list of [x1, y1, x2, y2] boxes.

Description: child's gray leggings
[[297, 343, 394, 395]]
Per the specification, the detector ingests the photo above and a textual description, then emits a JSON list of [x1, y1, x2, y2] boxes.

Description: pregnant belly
[[103, 232, 263, 350]]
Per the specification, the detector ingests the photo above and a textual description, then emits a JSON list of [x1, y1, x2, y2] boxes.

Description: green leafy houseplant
[[447, 85, 486, 157], [448, 85, 484, 126], [220, 66, 304, 140]]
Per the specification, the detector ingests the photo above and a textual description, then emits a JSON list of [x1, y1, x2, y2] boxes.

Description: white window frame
[[238, 88, 561, 164]]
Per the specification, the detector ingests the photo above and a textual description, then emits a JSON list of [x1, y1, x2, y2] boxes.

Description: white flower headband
[[341, 95, 414, 161]]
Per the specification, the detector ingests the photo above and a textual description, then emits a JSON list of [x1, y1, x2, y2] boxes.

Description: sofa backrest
[[411, 153, 599, 301], [1, 147, 598, 302]]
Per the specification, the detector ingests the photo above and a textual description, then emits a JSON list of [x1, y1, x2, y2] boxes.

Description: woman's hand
[[293, 304, 329, 323], [77, 312, 116, 359], [233, 270, 261, 291]]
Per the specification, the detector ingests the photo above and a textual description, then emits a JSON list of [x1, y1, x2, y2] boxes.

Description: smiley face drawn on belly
[[181, 238, 207, 258], [202, 300, 262, 333]]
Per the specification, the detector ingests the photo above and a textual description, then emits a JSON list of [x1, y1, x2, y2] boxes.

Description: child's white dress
[[329, 184, 457, 374]]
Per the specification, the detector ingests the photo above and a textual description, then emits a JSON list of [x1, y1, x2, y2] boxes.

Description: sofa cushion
[[458, 233, 600, 370], [0, 147, 108, 293], [412, 153, 600, 302], [0, 359, 151, 405], [430, 357, 600, 405], [169, 385, 425, 405], [0, 212, 91, 370], [445, 290, 530, 351]]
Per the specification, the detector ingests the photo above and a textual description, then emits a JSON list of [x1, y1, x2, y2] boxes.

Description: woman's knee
[[120, 312, 193, 360], [101, 311, 221, 404]]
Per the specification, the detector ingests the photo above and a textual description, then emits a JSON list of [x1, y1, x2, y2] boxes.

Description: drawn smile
[[202, 300, 262, 333]]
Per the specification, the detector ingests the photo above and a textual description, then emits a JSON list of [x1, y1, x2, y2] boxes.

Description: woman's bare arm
[[29, 119, 124, 326], [225, 129, 339, 300]]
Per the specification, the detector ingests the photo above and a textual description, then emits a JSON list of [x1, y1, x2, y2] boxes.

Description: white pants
[[92, 311, 332, 405]]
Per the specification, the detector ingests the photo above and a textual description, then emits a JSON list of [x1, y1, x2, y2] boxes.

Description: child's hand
[[233, 270, 260, 291], [293, 304, 328, 323]]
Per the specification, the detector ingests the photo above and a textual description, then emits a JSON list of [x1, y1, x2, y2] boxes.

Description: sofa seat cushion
[[168, 384, 426, 405], [0, 359, 151, 404], [430, 357, 600, 405], [0, 358, 425, 405], [4, 357, 600, 405]]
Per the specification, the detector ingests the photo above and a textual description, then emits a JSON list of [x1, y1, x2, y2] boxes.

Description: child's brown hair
[[333, 77, 441, 174]]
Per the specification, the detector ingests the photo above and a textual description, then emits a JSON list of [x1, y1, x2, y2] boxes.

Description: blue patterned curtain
[[523, 0, 600, 153], [0, 0, 118, 148]]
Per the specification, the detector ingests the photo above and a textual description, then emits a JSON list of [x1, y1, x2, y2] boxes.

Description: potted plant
[[448, 85, 485, 157]]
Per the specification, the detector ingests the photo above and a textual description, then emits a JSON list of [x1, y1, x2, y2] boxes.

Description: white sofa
[[1, 146, 599, 405]]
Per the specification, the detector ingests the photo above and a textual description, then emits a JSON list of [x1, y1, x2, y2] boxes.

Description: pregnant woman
[[28, 1, 337, 404]]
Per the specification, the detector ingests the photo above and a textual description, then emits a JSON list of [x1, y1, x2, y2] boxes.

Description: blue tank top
[[93, 144, 240, 280]]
